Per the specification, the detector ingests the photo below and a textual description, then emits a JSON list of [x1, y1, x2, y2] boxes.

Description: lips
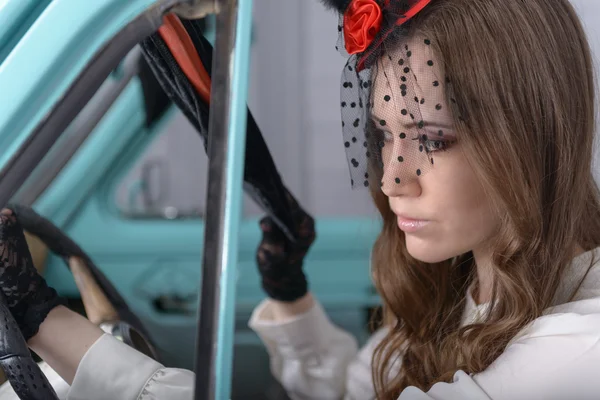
[[395, 213, 426, 222], [394, 213, 430, 233], [392, 210, 428, 221]]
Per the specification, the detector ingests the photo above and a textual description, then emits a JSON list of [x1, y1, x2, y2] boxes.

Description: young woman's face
[[372, 39, 500, 263]]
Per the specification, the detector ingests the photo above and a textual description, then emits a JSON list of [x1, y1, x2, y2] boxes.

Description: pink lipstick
[[396, 215, 429, 232]]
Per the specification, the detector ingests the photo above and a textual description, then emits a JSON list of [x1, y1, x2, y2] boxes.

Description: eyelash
[[412, 134, 456, 153], [378, 130, 455, 152]]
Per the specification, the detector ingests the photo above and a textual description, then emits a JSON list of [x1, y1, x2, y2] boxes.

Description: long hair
[[369, 0, 600, 397]]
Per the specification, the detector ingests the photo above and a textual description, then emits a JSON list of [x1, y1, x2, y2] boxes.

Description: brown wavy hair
[[369, 0, 600, 397]]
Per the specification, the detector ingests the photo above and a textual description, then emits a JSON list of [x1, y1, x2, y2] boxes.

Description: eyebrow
[[370, 113, 453, 132]]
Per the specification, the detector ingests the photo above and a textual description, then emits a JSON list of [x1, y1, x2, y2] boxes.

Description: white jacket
[[2, 247, 600, 400]]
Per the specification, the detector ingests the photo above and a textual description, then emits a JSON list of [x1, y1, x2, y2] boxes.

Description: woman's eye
[[414, 134, 456, 153], [423, 139, 450, 152]]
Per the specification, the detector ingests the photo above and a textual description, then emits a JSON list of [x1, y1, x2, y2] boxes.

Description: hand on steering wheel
[[0, 209, 63, 399], [0, 205, 157, 399], [0, 209, 64, 340]]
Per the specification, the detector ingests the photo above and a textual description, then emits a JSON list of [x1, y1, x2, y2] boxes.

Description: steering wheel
[[0, 204, 157, 399], [0, 290, 59, 399]]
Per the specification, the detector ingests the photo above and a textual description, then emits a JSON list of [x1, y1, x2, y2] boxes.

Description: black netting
[[335, 0, 458, 191]]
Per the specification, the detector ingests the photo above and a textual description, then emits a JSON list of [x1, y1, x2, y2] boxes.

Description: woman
[[2, 0, 600, 399]]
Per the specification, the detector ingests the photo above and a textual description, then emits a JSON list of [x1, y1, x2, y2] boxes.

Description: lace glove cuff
[[0, 210, 66, 340], [256, 200, 315, 302]]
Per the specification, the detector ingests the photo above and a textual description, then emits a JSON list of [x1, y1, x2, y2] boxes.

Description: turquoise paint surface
[[0, 0, 52, 64], [0, 0, 159, 178]]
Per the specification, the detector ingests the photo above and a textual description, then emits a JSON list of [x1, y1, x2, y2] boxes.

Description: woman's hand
[[256, 191, 316, 303], [0, 208, 64, 340]]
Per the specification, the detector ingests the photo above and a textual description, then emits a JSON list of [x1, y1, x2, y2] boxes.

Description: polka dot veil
[[333, 0, 455, 190]]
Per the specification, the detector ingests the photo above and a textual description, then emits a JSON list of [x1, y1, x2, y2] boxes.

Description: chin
[[404, 235, 458, 263]]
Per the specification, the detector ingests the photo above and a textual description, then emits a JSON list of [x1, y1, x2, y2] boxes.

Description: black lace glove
[[0, 209, 65, 340], [256, 193, 316, 302]]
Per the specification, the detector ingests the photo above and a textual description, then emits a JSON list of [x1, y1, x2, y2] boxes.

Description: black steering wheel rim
[[0, 290, 59, 400], [0, 204, 157, 399]]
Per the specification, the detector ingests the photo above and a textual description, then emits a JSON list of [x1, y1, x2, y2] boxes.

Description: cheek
[[444, 181, 499, 242], [408, 152, 500, 260]]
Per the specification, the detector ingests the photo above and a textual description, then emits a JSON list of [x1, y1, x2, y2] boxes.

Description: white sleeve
[[249, 298, 386, 400], [0, 326, 385, 400], [397, 312, 600, 400], [67, 334, 194, 400], [1, 300, 391, 400]]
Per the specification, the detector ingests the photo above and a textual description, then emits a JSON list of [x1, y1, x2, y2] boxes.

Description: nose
[[381, 162, 422, 197], [380, 139, 423, 198]]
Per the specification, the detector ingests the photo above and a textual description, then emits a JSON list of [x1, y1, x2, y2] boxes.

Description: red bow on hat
[[343, 0, 432, 55]]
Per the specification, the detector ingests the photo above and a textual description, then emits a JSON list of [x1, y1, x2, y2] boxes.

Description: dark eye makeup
[[412, 133, 457, 154]]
